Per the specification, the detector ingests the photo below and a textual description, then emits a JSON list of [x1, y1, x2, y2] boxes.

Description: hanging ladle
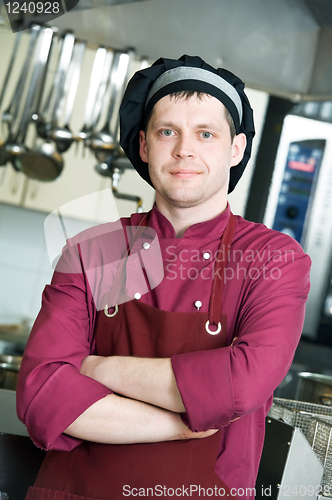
[[49, 39, 86, 153], [94, 54, 147, 179], [0, 31, 22, 139], [9, 27, 53, 165], [33, 34, 62, 140], [1, 32, 29, 138], [88, 49, 134, 163], [13, 31, 75, 181], [10, 28, 61, 180], [94, 54, 147, 212], [34, 31, 75, 143], [86, 48, 114, 144], [94, 50, 133, 176], [78, 46, 107, 147], [44, 31, 75, 140], [0, 25, 41, 167]]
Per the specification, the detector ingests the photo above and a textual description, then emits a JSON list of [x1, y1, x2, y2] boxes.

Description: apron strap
[[208, 212, 236, 328], [105, 212, 150, 309]]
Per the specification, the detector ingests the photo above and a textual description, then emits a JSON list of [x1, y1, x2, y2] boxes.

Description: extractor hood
[[72, 0, 146, 7], [0, 0, 331, 100]]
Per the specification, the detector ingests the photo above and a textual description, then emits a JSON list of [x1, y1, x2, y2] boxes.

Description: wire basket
[[269, 397, 332, 493], [273, 398, 332, 418]]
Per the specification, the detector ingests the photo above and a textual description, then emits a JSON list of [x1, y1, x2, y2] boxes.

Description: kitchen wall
[[0, 201, 93, 326]]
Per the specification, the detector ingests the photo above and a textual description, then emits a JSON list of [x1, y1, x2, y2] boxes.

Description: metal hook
[[205, 321, 221, 335], [104, 303, 118, 318]]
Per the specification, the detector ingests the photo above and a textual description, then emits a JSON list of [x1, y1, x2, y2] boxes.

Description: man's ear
[[139, 130, 148, 163], [230, 133, 247, 168]]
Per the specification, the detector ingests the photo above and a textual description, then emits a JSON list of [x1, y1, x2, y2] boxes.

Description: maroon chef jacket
[[25, 212, 236, 500], [17, 203, 311, 498]]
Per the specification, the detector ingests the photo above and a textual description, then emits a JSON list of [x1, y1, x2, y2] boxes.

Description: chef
[[17, 55, 311, 500]]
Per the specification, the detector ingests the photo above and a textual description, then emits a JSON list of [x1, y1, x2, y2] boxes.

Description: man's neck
[[155, 196, 228, 238]]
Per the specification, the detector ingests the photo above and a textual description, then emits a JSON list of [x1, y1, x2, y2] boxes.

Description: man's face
[[139, 94, 246, 211]]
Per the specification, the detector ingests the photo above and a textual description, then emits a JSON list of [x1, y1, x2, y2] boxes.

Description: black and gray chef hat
[[119, 54, 255, 193]]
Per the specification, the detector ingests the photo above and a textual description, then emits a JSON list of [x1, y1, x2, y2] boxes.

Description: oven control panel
[[271, 139, 325, 243]]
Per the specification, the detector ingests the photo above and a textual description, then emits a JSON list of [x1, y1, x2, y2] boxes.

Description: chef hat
[[119, 54, 255, 193]]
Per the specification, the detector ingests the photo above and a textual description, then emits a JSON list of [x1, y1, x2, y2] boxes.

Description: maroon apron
[[26, 213, 237, 500]]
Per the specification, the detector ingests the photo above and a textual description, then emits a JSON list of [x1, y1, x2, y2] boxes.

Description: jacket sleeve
[[16, 240, 112, 451], [171, 236, 311, 432]]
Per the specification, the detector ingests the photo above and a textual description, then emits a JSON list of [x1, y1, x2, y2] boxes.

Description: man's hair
[[145, 90, 237, 141]]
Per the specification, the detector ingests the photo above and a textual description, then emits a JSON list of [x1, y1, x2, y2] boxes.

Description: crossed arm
[[64, 355, 217, 443]]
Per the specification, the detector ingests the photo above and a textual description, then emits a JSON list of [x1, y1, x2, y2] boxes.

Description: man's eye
[[161, 129, 173, 136], [201, 131, 212, 139]]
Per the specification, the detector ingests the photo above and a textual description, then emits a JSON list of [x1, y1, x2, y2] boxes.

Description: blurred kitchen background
[[0, 0, 332, 450]]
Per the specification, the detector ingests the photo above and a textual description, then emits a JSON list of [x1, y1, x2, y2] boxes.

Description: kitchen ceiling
[[0, 0, 332, 100]]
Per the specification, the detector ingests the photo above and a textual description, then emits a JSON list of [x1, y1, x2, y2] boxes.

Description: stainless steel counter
[[0, 388, 29, 436]]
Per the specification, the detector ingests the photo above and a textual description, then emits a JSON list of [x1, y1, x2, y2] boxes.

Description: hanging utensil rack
[[0, 25, 151, 213]]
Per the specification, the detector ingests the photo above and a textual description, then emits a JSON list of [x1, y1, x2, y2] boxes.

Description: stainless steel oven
[[263, 114, 332, 340]]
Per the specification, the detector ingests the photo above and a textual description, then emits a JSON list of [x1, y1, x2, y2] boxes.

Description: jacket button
[[203, 252, 210, 260], [134, 293, 141, 300], [195, 300, 202, 311], [143, 242, 151, 249]]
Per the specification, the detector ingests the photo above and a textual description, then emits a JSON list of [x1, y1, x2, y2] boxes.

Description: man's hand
[[80, 355, 185, 413]]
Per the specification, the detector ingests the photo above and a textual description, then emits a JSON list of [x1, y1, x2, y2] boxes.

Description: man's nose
[[173, 134, 195, 158]]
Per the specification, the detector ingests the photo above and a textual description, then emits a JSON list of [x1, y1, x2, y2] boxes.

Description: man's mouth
[[170, 169, 202, 178]]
